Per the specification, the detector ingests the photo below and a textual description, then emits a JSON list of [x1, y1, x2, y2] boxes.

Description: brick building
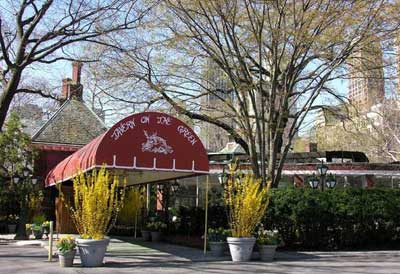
[[348, 38, 385, 112], [30, 62, 107, 230]]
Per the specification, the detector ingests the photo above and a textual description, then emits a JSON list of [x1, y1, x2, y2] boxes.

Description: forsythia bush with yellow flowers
[[118, 187, 144, 225], [60, 167, 126, 240], [224, 166, 270, 238]]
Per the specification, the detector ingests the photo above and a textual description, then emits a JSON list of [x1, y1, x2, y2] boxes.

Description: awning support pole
[[203, 175, 209, 255], [146, 184, 150, 212], [196, 176, 199, 207], [134, 210, 138, 239], [48, 221, 54, 261]]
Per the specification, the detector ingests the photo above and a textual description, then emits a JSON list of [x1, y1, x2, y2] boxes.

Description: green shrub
[[32, 214, 46, 225], [175, 205, 228, 236], [264, 188, 400, 250], [176, 206, 205, 235]]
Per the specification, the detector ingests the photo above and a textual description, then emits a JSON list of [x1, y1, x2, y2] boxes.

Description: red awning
[[45, 112, 209, 187]]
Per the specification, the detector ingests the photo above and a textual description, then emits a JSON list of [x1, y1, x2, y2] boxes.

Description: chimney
[[60, 62, 83, 103], [72, 61, 82, 84], [61, 78, 72, 101]]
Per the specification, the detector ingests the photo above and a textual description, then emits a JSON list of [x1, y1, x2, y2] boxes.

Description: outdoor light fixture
[[308, 174, 319, 189], [218, 173, 228, 185], [218, 164, 229, 185], [317, 161, 328, 177], [10, 164, 39, 241], [12, 176, 20, 184], [315, 160, 329, 190], [22, 167, 31, 177], [325, 173, 336, 189], [171, 181, 180, 193]]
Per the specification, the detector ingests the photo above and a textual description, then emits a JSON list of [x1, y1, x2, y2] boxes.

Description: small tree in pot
[[224, 164, 270, 262], [57, 236, 77, 267], [60, 167, 126, 267]]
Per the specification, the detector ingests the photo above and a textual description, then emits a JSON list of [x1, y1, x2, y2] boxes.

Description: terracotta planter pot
[[150, 231, 162, 242], [259, 245, 277, 262], [209, 241, 226, 257], [227, 237, 255, 262], [76, 237, 110, 267], [141, 230, 151, 241], [58, 249, 76, 267]]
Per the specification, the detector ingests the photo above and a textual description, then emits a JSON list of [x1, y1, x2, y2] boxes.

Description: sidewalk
[[1, 235, 400, 274]]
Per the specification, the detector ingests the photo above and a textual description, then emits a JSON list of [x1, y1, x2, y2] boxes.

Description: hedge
[[264, 188, 400, 250], [175, 205, 228, 235], [168, 188, 400, 250]]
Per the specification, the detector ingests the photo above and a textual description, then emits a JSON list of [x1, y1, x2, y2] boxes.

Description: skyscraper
[[199, 59, 234, 152], [396, 33, 400, 95], [348, 38, 385, 112]]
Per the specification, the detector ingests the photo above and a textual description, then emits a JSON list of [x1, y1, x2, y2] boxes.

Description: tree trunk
[[14, 204, 28, 240], [0, 70, 22, 130]]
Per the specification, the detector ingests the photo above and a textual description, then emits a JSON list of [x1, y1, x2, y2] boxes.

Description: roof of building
[[209, 142, 246, 155], [32, 99, 107, 146], [11, 104, 45, 136], [209, 147, 369, 164]]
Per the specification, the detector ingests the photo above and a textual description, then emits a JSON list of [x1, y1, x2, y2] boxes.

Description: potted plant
[[141, 222, 151, 241], [56, 235, 77, 267], [31, 223, 43, 239], [224, 166, 270, 262], [147, 221, 166, 242], [29, 214, 46, 239], [208, 227, 229, 257], [256, 226, 280, 262], [7, 215, 18, 234], [59, 167, 126, 267], [25, 224, 32, 238], [42, 221, 50, 239]]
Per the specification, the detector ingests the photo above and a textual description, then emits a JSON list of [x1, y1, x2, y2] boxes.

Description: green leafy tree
[[89, 0, 399, 186], [0, 112, 38, 239], [0, 112, 34, 176]]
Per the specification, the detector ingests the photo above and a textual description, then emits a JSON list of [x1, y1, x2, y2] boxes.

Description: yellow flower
[[59, 166, 127, 240], [224, 170, 270, 238]]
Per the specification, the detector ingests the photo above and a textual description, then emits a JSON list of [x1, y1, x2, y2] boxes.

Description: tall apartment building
[[199, 59, 297, 154], [348, 38, 385, 112], [199, 60, 234, 152], [397, 33, 400, 94]]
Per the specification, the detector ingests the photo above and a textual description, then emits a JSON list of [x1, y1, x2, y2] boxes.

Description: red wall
[[35, 150, 75, 183]]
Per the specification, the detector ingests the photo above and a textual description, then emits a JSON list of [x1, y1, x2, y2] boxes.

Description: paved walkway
[[1, 235, 400, 273]]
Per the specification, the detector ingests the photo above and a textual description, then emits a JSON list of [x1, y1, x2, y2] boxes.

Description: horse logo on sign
[[142, 130, 173, 155]]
